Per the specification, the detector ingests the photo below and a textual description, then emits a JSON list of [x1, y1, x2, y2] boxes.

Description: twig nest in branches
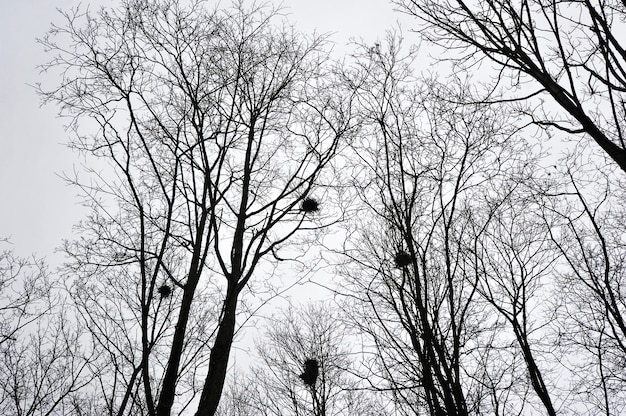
[[301, 197, 320, 214], [299, 358, 319, 386], [158, 284, 172, 299], [394, 251, 412, 268]]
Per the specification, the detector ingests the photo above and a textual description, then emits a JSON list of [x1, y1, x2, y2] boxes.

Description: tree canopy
[[3, 0, 625, 415]]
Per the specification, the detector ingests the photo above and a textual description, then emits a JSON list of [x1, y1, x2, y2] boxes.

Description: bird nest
[[158, 284, 172, 298], [301, 197, 320, 213], [394, 251, 413, 268], [299, 358, 319, 386]]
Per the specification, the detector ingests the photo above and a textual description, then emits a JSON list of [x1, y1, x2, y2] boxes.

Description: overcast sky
[[0, 0, 411, 261]]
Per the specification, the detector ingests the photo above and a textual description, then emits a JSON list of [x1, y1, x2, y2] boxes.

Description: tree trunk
[[155, 269, 202, 416], [195, 288, 239, 416]]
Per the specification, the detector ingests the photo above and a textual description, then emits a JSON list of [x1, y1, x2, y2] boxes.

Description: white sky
[[0, 0, 411, 260]]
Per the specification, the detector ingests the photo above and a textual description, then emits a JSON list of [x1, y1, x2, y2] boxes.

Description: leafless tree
[[470, 183, 562, 415], [217, 302, 386, 416], [338, 35, 543, 415], [539, 156, 626, 415], [38, 1, 352, 415], [0, 241, 94, 415], [0, 241, 49, 346], [393, 0, 626, 173], [389, 0, 626, 413]]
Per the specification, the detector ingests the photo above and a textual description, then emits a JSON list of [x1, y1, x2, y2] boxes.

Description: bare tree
[[0, 241, 49, 346], [38, 1, 352, 415], [338, 35, 542, 415], [393, 0, 626, 173], [0, 241, 94, 415], [539, 157, 626, 415], [470, 183, 562, 415], [388, 0, 626, 413], [217, 302, 386, 416]]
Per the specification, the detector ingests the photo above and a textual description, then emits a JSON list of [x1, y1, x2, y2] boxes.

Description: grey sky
[[0, 0, 407, 260]]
